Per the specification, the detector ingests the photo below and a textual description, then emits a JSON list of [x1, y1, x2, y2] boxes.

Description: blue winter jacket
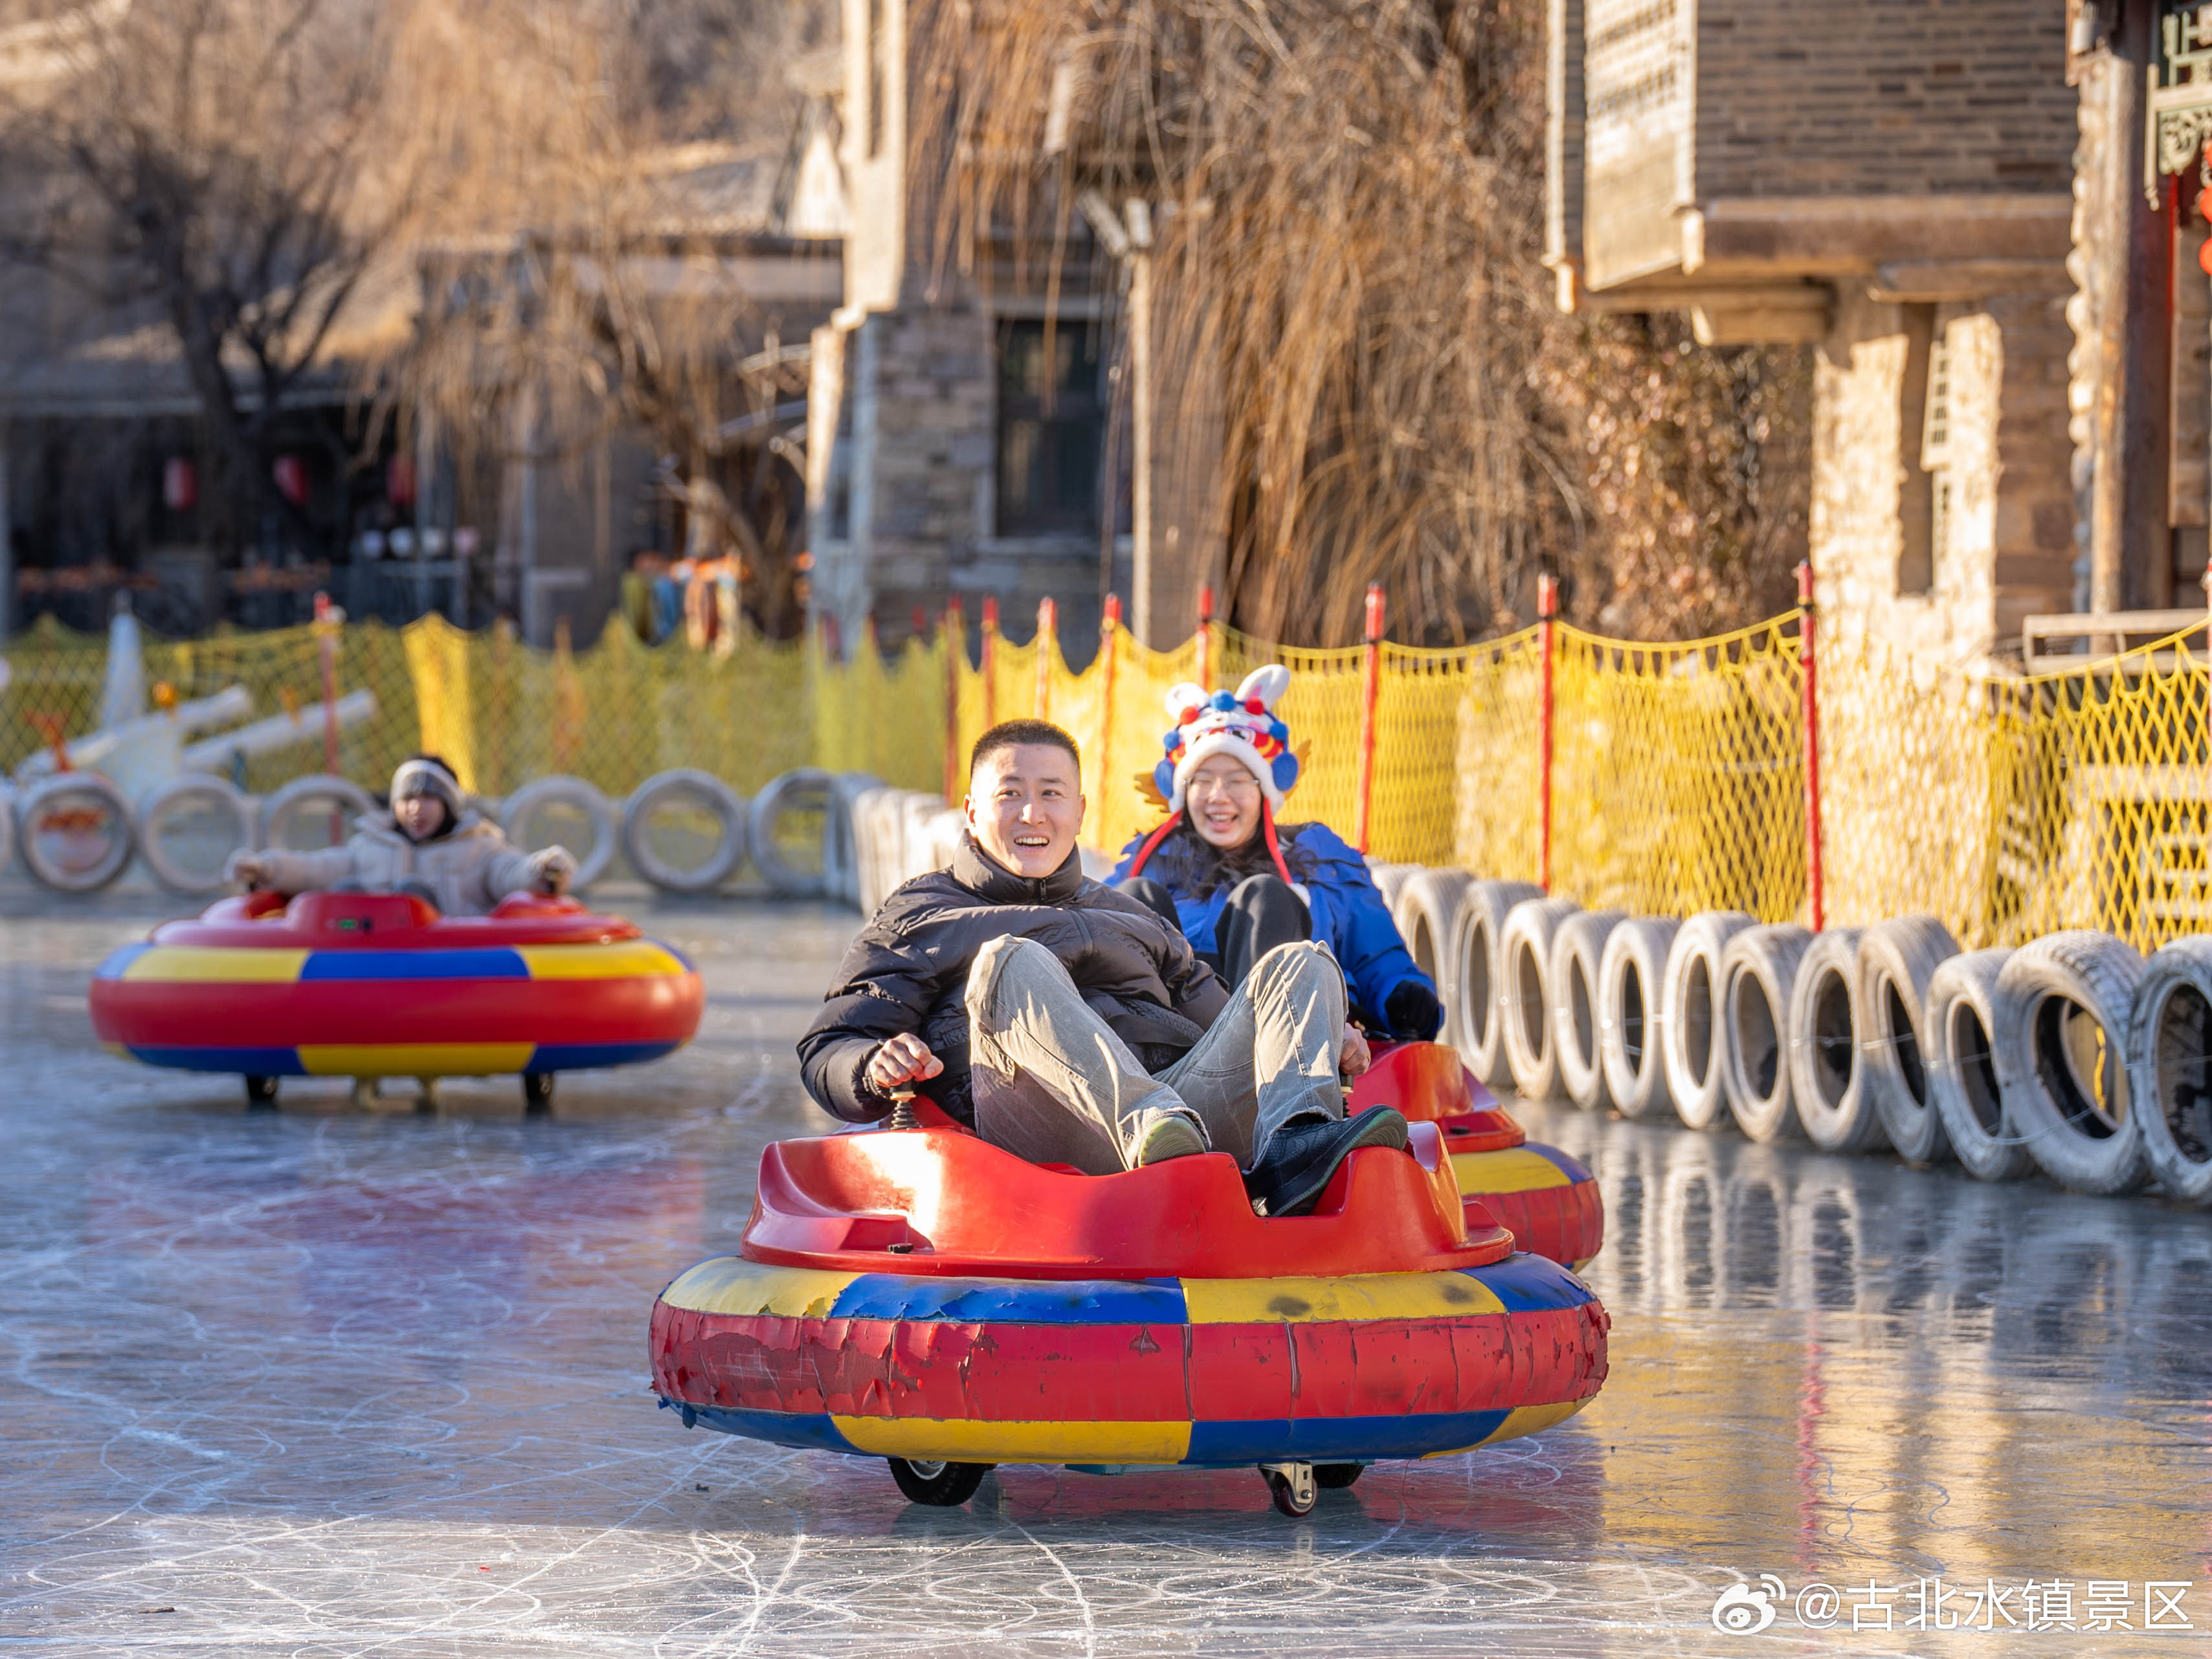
[[1110, 820, 1438, 1034]]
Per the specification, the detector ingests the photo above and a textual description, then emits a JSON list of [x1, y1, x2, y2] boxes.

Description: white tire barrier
[[0, 785, 16, 880], [135, 775, 256, 894], [1661, 910, 1755, 1130], [1720, 922, 1812, 1142], [17, 772, 137, 891], [1598, 917, 1679, 1121], [1787, 928, 1889, 1153], [1928, 949, 2034, 1182], [1446, 879, 1543, 1091], [1857, 915, 1960, 1164], [2128, 937, 2212, 1205], [1994, 931, 2148, 1195], [500, 775, 618, 889], [1499, 896, 1578, 1100], [259, 774, 377, 851], [623, 769, 749, 894], [748, 767, 837, 898], [1392, 869, 1471, 1030], [1550, 909, 1624, 1111], [825, 772, 884, 907], [1366, 861, 1418, 912]]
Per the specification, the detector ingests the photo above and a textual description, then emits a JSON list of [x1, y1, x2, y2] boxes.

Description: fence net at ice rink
[[6, 603, 2211, 950]]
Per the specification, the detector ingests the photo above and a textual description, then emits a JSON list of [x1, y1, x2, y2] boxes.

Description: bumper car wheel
[[1313, 1462, 1364, 1490], [886, 1458, 991, 1507], [523, 1072, 555, 1113], [243, 1074, 278, 1109], [1261, 1462, 1318, 1517]]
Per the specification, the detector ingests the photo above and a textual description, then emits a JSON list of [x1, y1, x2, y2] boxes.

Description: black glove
[[1384, 980, 1444, 1040]]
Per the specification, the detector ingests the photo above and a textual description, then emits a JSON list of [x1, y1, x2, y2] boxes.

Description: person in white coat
[[227, 755, 575, 916]]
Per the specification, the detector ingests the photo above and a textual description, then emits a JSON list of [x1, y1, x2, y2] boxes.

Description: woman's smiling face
[[1186, 755, 1262, 849]]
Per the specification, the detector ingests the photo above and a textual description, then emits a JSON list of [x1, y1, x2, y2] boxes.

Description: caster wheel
[[415, 1077, 441, 1113], [1314, 1463, 1363, 1490], [522, 1073, 554, 1113], [243, 1074, 278, 1109], [886, 1458, 991, 1506], [1260, 1462, 1317, 1517]]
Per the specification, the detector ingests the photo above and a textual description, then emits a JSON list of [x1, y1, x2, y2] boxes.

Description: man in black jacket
[[798, 719, 1407, 1218]]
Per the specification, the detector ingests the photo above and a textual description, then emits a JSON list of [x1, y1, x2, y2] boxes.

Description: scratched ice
[[5, 882, 2211, 1656]]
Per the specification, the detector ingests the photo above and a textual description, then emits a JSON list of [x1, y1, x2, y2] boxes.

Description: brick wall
[[1692, 0, 2075, 201]]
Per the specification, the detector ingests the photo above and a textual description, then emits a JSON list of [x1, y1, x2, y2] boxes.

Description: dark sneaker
[[1132, 1109, 1209, 1168], [1244, 1106, 1410, 1218]]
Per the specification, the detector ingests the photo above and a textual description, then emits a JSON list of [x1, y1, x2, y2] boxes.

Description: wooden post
[[942, 597, 965, 805], [1798, 561, 1825, 932], [1353, 583, 1386, 854], [1194, 583, 1214, 692], [1034, 597, 1056, 720], [1537, 573, 1558, 893]]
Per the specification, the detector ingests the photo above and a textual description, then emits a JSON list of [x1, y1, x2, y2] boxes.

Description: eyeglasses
[[1187, 771, 1260, 799]]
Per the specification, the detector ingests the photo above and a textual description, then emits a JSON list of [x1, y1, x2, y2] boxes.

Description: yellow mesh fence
[[12, 599, 2212, 950]]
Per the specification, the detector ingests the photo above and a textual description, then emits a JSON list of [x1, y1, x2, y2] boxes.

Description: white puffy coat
[[252, 812, 550, 917]]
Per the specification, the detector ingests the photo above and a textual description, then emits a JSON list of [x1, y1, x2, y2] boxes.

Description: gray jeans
[[966, 935, 1346, 1175]]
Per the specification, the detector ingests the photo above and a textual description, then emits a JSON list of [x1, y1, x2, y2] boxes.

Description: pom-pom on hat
[[1153, 665, 1299, 815]]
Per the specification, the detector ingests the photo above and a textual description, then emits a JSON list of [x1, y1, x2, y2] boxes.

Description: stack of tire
[[1391, 868, 2212, 1206], [0, 766, 885, 900]]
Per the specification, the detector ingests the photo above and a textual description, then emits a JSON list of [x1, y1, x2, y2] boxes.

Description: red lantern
[[272, 455, 309, 506], [386, 454, 417, 507], [162, 458, 197, 512]]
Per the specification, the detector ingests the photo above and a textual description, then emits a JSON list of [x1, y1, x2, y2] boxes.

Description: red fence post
[[1194, 583, 1214, 692], [1354, 583, 1386, 854], [943, 597, 965, 805], [312, 590, 342, 778], [1098, 594, 1122, 819], [1537, 573, 1558, 893], [1034, 597, 1057, 720], [981, 595, 1000, 728], [1798, 560, 1825, 931]]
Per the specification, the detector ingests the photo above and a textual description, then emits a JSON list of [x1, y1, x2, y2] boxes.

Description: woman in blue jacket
[[1110, 666, 1443, 1041]]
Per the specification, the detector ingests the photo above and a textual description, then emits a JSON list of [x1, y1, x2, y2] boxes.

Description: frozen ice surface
[[3, 884, 2211, 1656]]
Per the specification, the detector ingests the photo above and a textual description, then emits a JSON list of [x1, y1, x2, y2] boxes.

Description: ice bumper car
[[89, 889, 703, 1108], [651, 1102, 1609, 1516]]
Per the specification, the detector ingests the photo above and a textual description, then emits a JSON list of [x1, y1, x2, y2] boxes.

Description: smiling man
[[798, 719, 1408, 1217]]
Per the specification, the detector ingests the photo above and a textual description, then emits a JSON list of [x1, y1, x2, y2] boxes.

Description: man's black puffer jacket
[[799, 834, 1229, 1126]]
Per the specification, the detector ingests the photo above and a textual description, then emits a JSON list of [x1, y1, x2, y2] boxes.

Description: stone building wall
[[1811, 287, 2073, 663]]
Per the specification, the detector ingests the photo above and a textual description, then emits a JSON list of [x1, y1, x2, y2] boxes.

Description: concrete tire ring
[[1366, 862, 1418, 912], [1392, 869, 1472, 1034], [1598, 917, 1680, 1122], [2127, 937, 2212, 1205], [902, 794, 958, 883], [1857, 914, 1961, 1164], [748, 768, 838, 898], [1927, 949, 2034, 1182], [1720, 923, 1813, 1142], [1550, 909, 1625, 1111], [1787, 928, 1890, 1154], [137, 775, 257, 895], [0, 786, 16, 879], [622, 769, 749, 895], [1445, 879, 1543, 1091], [1993, 930, 2149, 1196], [1499, 897, 1580, 1101], [259, 775, 377, 852], [500, 775, 619, 890], [1660, 911, 1756, 1130], [17, 772, 137, 892], [849, 787, 904, 915]]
